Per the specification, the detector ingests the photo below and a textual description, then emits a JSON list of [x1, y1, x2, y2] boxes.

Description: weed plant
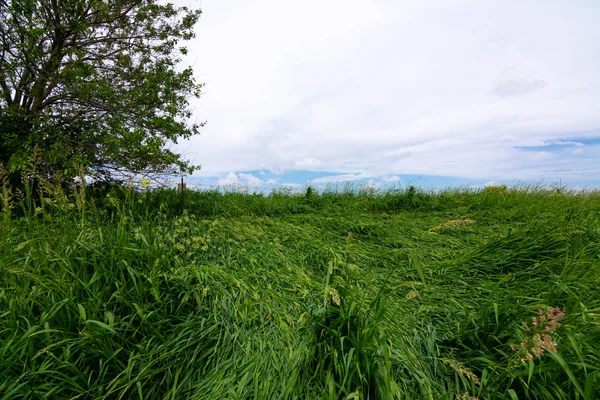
[[1, 173, 599, 399]]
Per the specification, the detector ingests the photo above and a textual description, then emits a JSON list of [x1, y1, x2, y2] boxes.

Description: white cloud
[[520, 140, 585, 148], [238, 173, 263, 187], [572, 148, 584, 154], [532, 151, 552, 161], [491, 79, 546, 97], [552, 141, 584, 147], [293, 158, 322, 169], [217, 172, 239, 186], [179, 0, 600, 184], [216, 172, 263, 186], [381, 175, 401, 183], [259, 165, 284, 175], [311, 173, 364, 184], [266, 178, 277, 184]]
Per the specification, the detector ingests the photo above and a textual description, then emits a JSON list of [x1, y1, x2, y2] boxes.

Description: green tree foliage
[[0, 0, 203, 183]]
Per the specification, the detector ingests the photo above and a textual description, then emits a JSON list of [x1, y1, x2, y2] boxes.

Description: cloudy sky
[[177, 0, 600, 190]]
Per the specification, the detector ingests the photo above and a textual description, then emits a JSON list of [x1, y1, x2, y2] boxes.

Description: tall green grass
[[1, 176, 599, 399]]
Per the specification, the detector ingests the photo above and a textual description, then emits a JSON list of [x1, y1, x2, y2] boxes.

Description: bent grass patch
[[0, 184, 599, 399]]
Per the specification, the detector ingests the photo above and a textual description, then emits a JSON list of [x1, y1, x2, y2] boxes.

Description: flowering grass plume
[[430, 217, 476, 232], [440, 358, 480, 386], [456, 393, 480, 400], [511, 307, 566, 363]]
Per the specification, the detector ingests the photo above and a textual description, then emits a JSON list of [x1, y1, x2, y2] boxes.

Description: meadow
[[1, 179, 599, 399]]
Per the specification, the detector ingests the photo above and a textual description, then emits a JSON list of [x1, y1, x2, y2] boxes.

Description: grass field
[[1, 180, 600, 399]]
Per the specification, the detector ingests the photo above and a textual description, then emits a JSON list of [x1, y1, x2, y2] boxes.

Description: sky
[[175, 0, 600, 191]]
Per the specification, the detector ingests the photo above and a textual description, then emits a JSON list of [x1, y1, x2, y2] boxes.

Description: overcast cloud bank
[[177, 0, 600, 188]]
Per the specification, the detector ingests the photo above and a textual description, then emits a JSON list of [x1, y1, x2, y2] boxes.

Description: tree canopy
[[0, 0, 203, 183]]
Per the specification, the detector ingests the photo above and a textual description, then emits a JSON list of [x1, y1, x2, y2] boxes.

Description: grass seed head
[[430, 217, 476, 231], [513, 307, 566, 364], [329, 288, 341, 307], [440, 358, 480, 386]]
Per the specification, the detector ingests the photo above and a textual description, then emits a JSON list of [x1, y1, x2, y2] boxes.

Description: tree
[[0, 0, 203, 184]]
